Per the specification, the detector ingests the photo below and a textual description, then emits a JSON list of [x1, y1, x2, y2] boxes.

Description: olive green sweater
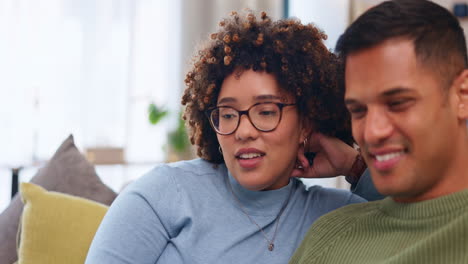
[[290, 189, 468, 264]]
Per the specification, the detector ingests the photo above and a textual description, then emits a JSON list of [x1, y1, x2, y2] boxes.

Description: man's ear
[[454, 69, 468, 119]]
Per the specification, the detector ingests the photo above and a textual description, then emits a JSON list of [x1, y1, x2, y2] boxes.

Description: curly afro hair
[[182, 10, 352, 164]]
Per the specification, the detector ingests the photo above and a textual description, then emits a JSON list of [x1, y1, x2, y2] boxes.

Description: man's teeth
[[375, 151, 404, 162], [239, 153, 262, 159]]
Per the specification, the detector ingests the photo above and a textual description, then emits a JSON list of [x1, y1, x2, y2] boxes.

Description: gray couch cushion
[[0, 135, 117, 264]]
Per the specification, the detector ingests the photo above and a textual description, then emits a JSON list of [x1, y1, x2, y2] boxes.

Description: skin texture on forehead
[[217, 70, 295, 106]]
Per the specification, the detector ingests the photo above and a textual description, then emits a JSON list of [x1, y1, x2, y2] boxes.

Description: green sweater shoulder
[[290, 191, 468, 264]]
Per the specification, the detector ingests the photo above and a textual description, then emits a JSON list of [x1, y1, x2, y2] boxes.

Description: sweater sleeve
[[85, 166, 179, 264]]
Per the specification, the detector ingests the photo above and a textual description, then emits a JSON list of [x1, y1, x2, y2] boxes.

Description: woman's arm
[[85, 169, 176, 264], [291, 132, 384, 201], [348, 169, 385, 201]]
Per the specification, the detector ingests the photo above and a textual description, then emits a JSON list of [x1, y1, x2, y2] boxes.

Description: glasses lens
[[250, 103, 281, 131], [211, 107, 239, 134]]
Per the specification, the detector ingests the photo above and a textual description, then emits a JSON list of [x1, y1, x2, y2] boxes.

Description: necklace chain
[[228, 179, 294, 252]]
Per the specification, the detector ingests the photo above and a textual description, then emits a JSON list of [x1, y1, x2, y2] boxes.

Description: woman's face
[[216, 69, 306, 191]]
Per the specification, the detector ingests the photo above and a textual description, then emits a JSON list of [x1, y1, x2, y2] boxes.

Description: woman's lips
[[237, 155, 264, 169], [235, 148, 265, 169]]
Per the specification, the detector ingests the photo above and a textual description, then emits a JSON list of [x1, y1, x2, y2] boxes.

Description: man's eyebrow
[[381, 87, 413, 97], [345, 87, 414, 105]]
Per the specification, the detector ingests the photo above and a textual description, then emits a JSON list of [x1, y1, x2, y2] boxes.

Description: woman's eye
[[221, 114, 236, 120], [259, 110, 277, 116]]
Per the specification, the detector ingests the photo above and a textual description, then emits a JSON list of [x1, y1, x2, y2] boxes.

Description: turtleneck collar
[[225, 169, 295, 217], [379, 189, 468, 219]]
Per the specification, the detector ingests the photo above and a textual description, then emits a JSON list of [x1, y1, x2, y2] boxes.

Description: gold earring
[[302, 138, 308, 152]]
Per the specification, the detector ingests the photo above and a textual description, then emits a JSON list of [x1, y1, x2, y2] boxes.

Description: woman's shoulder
[[125, 158, 226, 197], [164, 158, 224, 175], [135, 158, 221, 182]]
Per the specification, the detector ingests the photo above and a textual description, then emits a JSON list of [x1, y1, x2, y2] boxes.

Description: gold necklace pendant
[[268, 243, 274, 251], [227, 177, 293, 253]]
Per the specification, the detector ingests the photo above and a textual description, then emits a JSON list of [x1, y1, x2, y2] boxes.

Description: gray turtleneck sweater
[[86, 158, 366, 264]]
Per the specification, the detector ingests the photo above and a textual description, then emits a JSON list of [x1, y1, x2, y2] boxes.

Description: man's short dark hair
[[336, 0, 468, 88]]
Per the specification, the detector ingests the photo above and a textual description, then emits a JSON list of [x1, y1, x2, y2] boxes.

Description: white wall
[[0, 0, 182, 212], [289, 0, 349, 50], [0, 0, 286, 214], [179, 0, 283, 77], [289, 0, 468, 50], [434, 0, 468, 43]]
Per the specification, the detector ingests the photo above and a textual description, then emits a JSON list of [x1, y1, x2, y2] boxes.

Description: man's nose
[[363, 108, 394, 145]]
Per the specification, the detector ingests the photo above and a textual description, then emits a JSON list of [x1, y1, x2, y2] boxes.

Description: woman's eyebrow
[[254, 94, 281, 101], [218, 94, 281, 105], [217, 97, 236, 104]]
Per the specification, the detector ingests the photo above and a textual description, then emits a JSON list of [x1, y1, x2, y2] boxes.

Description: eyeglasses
[[206, 102, 296, 135]]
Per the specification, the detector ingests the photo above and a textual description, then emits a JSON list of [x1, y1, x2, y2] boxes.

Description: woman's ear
[[299, 117, 313, 144]]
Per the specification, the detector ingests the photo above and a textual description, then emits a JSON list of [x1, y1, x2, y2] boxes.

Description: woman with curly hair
[[86, 11, 377, 264]]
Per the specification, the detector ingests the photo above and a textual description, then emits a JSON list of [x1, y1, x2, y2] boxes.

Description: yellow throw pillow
[[18, 182, 108, 264]]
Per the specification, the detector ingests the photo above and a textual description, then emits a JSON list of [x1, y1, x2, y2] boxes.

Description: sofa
[[0, 135, 118, 264]]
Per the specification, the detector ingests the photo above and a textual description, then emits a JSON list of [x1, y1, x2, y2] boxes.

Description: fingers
[[309, 132, 349, 155], [291, 163, 319, 178], [290, 167, 305, 178], [307, 132, 325, 152], [304, 152, 316, 166], [297, 145, 310, 168]]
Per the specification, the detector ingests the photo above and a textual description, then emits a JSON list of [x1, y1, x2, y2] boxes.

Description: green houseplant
[[148, 103, 193, 161]]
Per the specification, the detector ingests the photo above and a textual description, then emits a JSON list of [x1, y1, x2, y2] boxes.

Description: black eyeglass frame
[[205, 102, 296, 135]]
